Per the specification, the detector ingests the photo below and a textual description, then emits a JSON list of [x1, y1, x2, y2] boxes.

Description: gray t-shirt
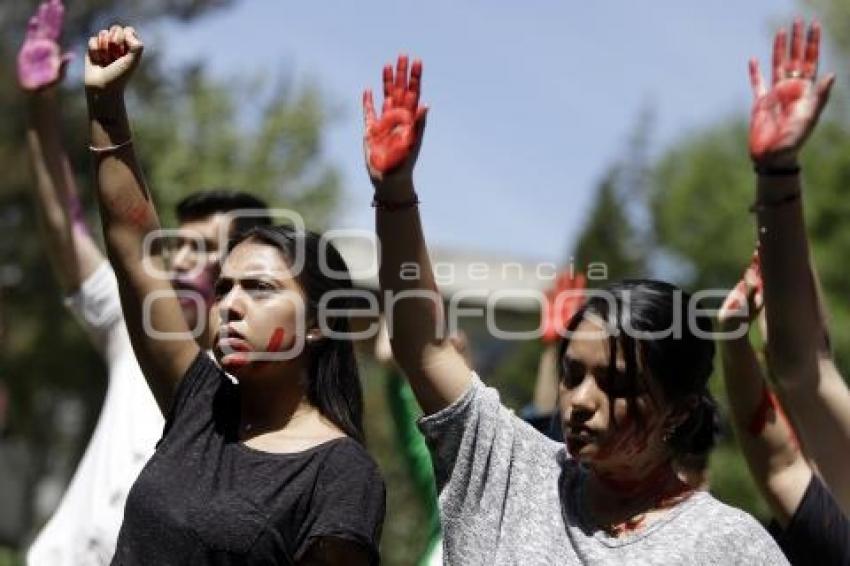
[[418, 374, 790, 565]]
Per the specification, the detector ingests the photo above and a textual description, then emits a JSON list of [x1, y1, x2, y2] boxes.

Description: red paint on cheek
[[266, 327, 285, 353]]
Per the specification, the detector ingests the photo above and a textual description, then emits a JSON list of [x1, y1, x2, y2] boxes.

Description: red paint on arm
[[747, 384, 799, 449]]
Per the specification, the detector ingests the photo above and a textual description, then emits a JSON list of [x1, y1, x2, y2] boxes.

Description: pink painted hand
[[362, 55, 428, 182], [17, 0, 74, 91], [748, 19, 835, 168]]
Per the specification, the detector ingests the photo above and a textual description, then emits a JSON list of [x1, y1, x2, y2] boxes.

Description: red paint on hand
[[748, 20, 834, 165], [542, 272, 587, 343], [363, 55, 427, 175]]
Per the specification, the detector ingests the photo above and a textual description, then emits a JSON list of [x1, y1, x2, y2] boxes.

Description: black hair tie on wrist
[[371, 193, 420, 211], [753, 164, 801, 176]]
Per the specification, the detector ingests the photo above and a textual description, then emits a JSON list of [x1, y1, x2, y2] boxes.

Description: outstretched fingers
[[394, 55, 409, 102], [362, 89, 377, 128], [42, 0, 65, 41], [25, 16, 39, 40], [382, 64, 393, 113], [772, 27, 787, 85], [787, 18, 804, 75], [802, 21, 821, 79], [813, 73, 836, 122], [406, 58, 423, 113], [748, 59, 767, 99]]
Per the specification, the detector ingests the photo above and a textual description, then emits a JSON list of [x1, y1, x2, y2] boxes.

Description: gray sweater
[[418, 375, 789, 565]]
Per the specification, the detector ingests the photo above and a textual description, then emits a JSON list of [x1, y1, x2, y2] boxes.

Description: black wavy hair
[[227, 225, 365, 443], [176, 189, 271, 237], [557, 279, 719, 459]]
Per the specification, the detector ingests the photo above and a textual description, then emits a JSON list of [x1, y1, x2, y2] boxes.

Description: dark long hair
[[558, 279, 719, 459], [228, 225, 365, 443]]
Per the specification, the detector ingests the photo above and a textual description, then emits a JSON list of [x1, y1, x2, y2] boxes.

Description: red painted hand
[[17, 0, 74, 91], [363, 55, 428, 181], [542, 272, 587, 343], [748, 19, 835, 167]]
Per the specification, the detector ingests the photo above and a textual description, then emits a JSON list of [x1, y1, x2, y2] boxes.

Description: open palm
[[17, 0, 72, 91], [748, 20, 834, 166], [363, 55, 428, 180]]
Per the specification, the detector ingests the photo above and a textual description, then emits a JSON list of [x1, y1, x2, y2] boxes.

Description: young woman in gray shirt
[[361, 54, 788, 565]]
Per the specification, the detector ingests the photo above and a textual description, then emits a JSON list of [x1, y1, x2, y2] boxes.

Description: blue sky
[[152, 0, 813, 263]]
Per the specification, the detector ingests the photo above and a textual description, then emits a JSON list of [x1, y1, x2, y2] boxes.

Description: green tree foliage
[[650, 120, 755, 290], [573, 113, 652, 285], [574, 168, 648, 284], [804, 0, 850, 71], [0, 0, 241, 452], [132, 67, 340, 230], [650, 118, 850, 373]]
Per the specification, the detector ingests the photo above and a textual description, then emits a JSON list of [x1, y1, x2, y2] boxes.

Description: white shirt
[[27, 263, 163, 566]]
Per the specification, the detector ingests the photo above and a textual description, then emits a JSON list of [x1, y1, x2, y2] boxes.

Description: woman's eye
[[246, 281, 275, 295], [563, 360, 585, 388], [214, 281, 231, 298]]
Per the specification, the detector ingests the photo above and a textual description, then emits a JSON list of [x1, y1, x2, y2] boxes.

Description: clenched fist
[[84, 25, 143, 93]]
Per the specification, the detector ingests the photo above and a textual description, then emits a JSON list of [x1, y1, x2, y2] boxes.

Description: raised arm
[[19, 0, 103, 292], [718, 253, 811, 526], [363, 56, 470, 414], [84, 26, 198, 413], [748, 19, 850, 511]]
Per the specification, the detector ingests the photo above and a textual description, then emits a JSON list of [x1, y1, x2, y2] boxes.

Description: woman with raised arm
[[363, 56, 787, 565], [85, 26, 384, 564], [748, 18, 850, 515], [719, 252, 850, 565]]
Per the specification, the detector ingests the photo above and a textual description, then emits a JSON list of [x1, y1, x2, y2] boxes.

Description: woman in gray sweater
[[361, 54, 788, 564]]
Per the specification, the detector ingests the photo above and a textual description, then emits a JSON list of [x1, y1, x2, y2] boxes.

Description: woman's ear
[[306, 328, 324, 344]]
